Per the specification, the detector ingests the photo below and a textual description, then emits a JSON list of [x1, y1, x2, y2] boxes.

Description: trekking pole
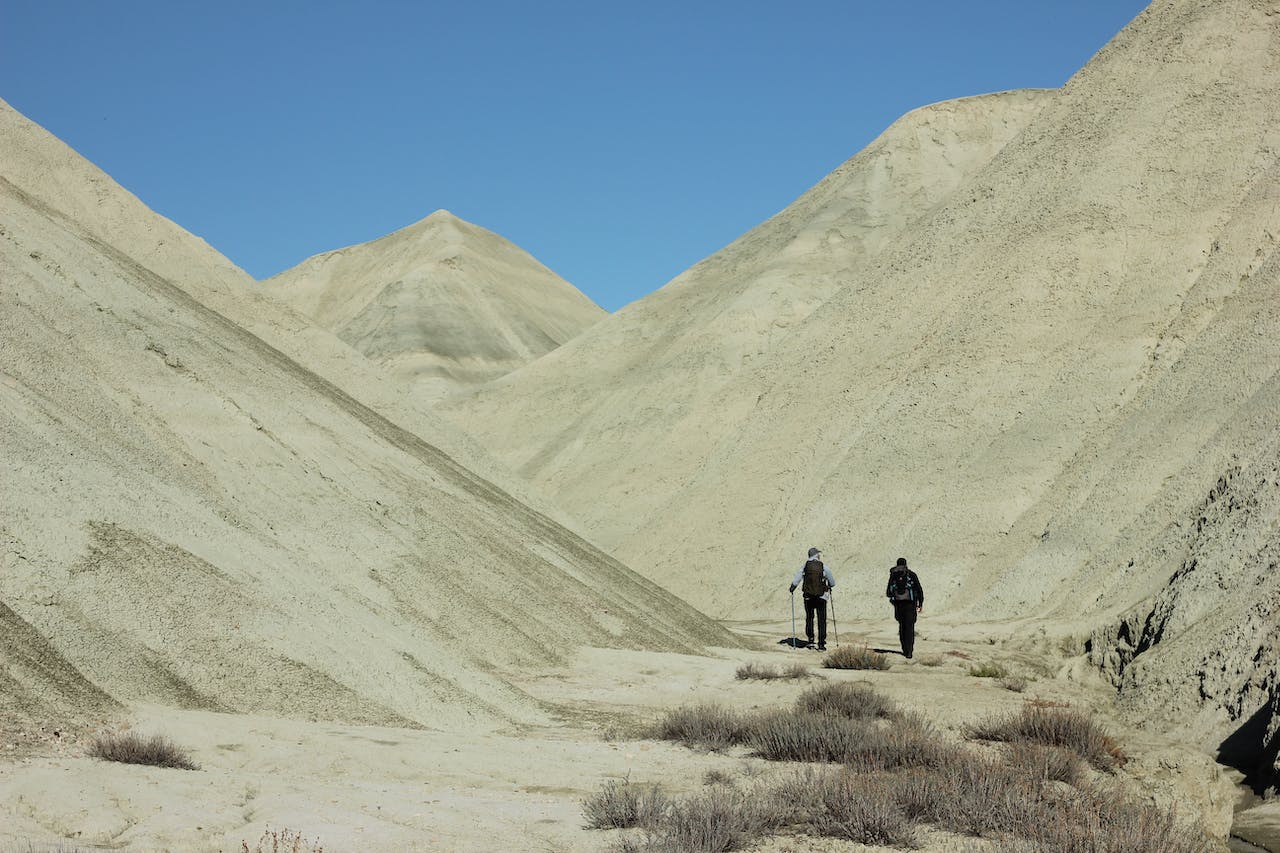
[[790, 591, 797, 651], [830, 591, 839, 648]]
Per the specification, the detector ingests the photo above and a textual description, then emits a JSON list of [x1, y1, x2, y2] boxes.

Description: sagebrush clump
[[614, 683, 1207, 852], [735, 662, 811, 681], [88, 732, 198, 770], [795, 682, 898, 720], [240, 828, 325, 853], [582, 777, 671, 829], [821, 645, 890, 671], [967, 705, 1126, 770]]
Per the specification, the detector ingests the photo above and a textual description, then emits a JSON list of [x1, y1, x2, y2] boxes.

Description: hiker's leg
[[815, 597, 827, 647], [902, 609, 917, 658], [895, 603, 910, 654], [804, 596, 816, 644]]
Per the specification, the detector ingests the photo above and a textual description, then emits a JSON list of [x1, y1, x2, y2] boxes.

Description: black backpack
[[888, 570, 914, 602]]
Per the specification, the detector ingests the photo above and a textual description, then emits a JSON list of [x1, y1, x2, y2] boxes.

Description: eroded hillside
[[439, 0, 1280, 788], [0, 98, 732, 735], [264, 211, 604, 400]]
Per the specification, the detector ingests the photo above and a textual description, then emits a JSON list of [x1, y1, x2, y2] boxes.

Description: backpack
[[888, 570, 914, 602], [802, 560, 828, 597]]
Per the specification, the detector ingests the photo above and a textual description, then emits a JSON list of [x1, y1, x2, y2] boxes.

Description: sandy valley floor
[[0, 619, 1247, 852]]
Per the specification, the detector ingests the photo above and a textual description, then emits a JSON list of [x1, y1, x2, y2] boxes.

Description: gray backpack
[[888, 570, 914, 602]]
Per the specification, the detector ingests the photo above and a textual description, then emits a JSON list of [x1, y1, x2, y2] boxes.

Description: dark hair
[[895, 557, 908, 567]]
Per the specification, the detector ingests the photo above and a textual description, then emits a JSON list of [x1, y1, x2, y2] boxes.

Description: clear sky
[[2, 1, 1149, 311]]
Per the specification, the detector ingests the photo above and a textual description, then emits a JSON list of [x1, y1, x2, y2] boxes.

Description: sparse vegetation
[[807, 771, 918, 847], [582, 777, 671, 829], [967, 705, 1126, 770], [87, 732, 198, 770], [967, 661, 1009, 678], [795, 682, 897, 720], [240, 828, 325, 853], [607, 682, 1207, 852], [1005, 742, 1085, 786], [648, 704, 749, 750], [998, 676, 1028, 692], [596, 753, 1210, 852], [747, 709, 876, 763], [914, 653, 945, 667], [702, 768, 735, 787], [821, 645, 890, 671], [734, 662, 811, 680]]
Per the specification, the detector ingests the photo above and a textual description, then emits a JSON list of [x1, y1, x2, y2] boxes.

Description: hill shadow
[[1217, 700, 1277, 795]]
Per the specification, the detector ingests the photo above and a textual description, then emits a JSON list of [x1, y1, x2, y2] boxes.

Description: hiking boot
[[817, 644, 827, 651]]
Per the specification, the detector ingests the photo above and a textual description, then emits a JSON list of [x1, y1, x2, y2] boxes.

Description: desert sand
[[0, 625, 1239, 851], [263, 211, 605, 401], [1, 0, 1277, 849]]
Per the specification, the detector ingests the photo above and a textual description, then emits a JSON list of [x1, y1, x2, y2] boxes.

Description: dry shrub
[[808, 771, 918, 847], [967, 706, 1125, 770], [583, 777, 670, 829], [1006, 742, 1084, 786], [735, 662, 812, 681], [822, 645, 890, 671], [967, 662, 1008, 678], [620, 785, 785, 853], [649, 704, 748, 750], [1049, 785, 1215, 852], [88, 732, 198, 770], [795, 682, 898, 720], [240, 828, 324, 853], [914, 653, 945, 667], [602, 754, 1209, 853], [846, 713, 954, 771], [748, 709, 875, 763], [703, 768, 735, 787], [945, 649, 974, 660], [998, 676, 1028, 692]]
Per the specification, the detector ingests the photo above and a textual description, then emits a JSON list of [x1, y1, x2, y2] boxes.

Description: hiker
[[886, 557, 924, 658], [789, 547, 835, 650]]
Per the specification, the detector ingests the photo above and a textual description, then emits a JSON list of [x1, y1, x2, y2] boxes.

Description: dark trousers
[[893, 601, 917, 657], [804, 594, 827, 646]]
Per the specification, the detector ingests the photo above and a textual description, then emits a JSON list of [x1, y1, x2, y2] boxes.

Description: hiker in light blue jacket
[[789, 547, 835, 650]]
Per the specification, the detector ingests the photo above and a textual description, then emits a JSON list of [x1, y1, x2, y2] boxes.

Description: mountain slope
[[438, 0, 1280, 779], [440, 88, 1054, 546], [0, 100, 732, 733], [263, 211, 605, 400]]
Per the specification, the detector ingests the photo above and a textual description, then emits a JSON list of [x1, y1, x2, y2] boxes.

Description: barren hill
[[0, 97, 731, 735], [263, 211, 605, 400], [439, 88, 1054, 547], [441, 0, 1279, 785]]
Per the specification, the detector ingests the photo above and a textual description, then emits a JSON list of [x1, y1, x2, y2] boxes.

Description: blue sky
[[2, 1, 1148, 311]]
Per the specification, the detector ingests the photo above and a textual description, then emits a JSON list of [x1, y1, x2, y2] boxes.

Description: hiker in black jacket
[[789, 547, 835, 650], [886, 557, 924, 658]]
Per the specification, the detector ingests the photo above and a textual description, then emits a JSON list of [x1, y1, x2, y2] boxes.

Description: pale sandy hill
[[440, 88, 1054, 546], [0, 98, 732, 734], [441, 0, 1279, 785], [263, 211, 605, 400]]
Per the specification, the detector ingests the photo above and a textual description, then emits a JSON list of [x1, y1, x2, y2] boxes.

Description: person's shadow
[[872, 647, 906, 657]]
